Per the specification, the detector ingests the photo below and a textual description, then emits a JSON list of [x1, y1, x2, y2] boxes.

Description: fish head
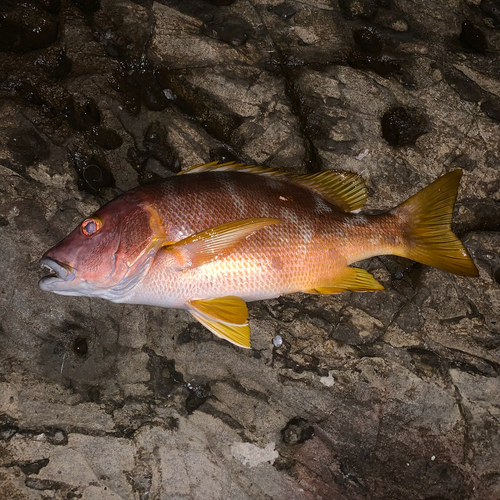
[[39, 193, 162, 300]]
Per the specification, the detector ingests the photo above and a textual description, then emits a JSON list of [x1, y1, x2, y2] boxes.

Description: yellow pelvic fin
[[188, 296, 249, 325], [391, 170, 479, 277], [306, 267, 384, 294], [163, 218, 280, 269], [179, 161, 368, 211], [187, 296, 250, 348]]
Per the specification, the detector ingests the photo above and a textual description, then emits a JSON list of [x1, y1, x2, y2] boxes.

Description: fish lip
[[40, 257, 76, 282]]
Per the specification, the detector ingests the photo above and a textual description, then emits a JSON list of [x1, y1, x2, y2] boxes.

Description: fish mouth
[[39, 258, 76, 292]]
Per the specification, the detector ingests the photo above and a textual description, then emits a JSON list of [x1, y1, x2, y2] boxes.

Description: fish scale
[[39, 163, 478, 348]]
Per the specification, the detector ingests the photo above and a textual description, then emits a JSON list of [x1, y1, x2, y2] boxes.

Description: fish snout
[[39, 257, 77, 292]]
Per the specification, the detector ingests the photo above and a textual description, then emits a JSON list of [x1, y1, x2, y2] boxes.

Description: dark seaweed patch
[[381, 106, 428, 147]]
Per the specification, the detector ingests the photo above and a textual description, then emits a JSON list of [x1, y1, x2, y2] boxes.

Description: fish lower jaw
[[40, 257, 76, 282]]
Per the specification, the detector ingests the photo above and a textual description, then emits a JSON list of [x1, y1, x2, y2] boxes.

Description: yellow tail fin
[[392, 170, 478, 277]]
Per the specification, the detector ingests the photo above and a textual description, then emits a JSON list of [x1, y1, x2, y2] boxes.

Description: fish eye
[[82, 217, 102, 236]]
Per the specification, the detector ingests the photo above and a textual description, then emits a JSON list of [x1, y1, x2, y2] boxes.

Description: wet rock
[[36, 0, 61, 14], [0, 4, 59, 53], [69, 153, 115, 194], [353, 26, 383, 54], [480, 0, 500, 27], [73, 337, 88, 357], [36, 49, 72, 79], [481, 99, 500, 122], [339, 0, 379, 20], [143, 121, 178, 170], [444, 69, 483, 102], [459, 20, 488, 53], [88, 126, 123, 150], [381, 106, 429, 147], [0, 0, 500, 498], [203, 0, 236, 6], [281, 417, 314, 445], [73, 0, 100, 14], [185, 383, 211, 414], [201, 19, 249, 47], [18, 458, 50, 475], [7, 128, 50, 171], [268, 3, 296, 21], [144, 347, 185, 400]]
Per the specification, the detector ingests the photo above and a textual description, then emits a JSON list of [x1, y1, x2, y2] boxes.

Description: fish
[[39, 162, 478, 348]]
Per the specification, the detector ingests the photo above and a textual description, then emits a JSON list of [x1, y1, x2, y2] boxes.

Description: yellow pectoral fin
[[188, 296, 251, 348], [306, 267, 384, 294], [163, 218, 280, 269]]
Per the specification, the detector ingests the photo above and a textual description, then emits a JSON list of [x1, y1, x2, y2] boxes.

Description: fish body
[[40, 163, 478, 347]]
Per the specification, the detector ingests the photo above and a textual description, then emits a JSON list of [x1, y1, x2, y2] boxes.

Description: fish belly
[[129, 223, 351, 308]]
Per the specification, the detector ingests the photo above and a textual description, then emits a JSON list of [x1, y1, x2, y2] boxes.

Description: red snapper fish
[[39, 162, 478, 348]]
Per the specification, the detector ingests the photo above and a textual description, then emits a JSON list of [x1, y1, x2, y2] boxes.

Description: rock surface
[[1, 0, 500, 499]]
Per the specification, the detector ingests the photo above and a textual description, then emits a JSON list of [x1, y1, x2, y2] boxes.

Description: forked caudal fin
[[391, 170, 478, 277]]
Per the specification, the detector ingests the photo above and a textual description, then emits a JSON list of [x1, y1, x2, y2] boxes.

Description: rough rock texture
[[1, 0, 500, 499]]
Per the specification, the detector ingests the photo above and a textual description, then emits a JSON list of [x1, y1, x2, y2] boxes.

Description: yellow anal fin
[[391, 170, 479, 277], [179, 161, 367, 211], [163, 218, 280, 269], [188, 296, 250, 348], [306, 267, 384, 294]]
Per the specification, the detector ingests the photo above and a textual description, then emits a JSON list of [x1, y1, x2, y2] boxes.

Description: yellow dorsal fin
[[163, 218, 280, 269], [179, 161, 284, 177], [179, 162, 368, 211], [188, 296, 251, 348], [290, 171, 368, 212], [306, 267, 384, 294]]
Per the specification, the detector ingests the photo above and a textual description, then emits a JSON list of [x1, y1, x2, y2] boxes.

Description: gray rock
[[1, 0, 500, 499]]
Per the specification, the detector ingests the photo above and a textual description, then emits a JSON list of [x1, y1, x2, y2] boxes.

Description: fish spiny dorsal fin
[[179, 162, 368, 212], [179, 161, 287, 177]]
